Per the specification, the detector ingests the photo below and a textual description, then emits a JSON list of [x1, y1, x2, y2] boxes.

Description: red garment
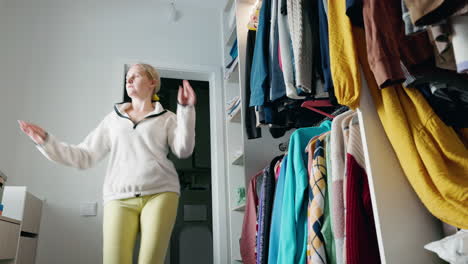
[[345, 154, 381, 264], [240, 172, 262, 264], [345, 119, 380, 263]]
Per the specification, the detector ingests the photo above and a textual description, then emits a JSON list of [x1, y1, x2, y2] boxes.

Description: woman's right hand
[[18, 120, 48, 145]]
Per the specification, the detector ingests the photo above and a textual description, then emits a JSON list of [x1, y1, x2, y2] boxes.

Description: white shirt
[[36, 102, 196, 204]]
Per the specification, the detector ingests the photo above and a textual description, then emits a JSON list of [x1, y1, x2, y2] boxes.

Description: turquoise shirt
[[277, 121, 332, 264]]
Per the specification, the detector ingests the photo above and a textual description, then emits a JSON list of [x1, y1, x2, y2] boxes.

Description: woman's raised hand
[[177, 80, 197, 106], [18, 120, 47, 145]]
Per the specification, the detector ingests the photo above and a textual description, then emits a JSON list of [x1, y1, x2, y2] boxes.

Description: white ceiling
[[1, 0, 227, 12], [171, 0, 227, 10]]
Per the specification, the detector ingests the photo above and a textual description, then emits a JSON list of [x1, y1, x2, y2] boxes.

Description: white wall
[[0, 0, 222, 263]]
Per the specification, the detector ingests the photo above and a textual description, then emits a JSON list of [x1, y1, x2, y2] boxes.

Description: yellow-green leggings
[[103, 192, 179, 264]]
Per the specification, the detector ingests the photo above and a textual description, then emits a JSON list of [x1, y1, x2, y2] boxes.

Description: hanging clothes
[[256, 168, 268, 264], [328, 0, 362, 109], [278, 0, 304, 99], [245, 29, 262, 139], [269, 0, 287, 101], [327, 0, 468, 230], [250, 0, 272, 107], [323, 133, 337, 264], [240, 171, 263, 264], [328, 110, 355, 264], [277, 121, 332, 264], [268, 155, 289, 264], [362, 0, 434, 88], [306, 133, 329, 264], [256, 155, 284, 264], [317, 0, 333, 99], [340, 113, 356, 262], [287, 0, 317, 93], [354, 27, 468, 228]]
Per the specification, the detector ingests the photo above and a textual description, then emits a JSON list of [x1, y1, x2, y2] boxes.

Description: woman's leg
[[138, 192, 179, 264], [103, 199, 140, 264]]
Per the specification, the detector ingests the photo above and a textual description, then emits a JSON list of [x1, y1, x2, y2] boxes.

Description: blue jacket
[[250, 0, 271, 107]]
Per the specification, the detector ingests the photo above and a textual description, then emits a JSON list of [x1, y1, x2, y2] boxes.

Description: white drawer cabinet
[[17, 192, 41, 235], [0, 216, 20, 260], [15, 237, 37, 264], [2, 187, 42, 264]]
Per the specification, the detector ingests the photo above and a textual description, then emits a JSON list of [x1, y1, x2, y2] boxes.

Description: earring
[[152, 94, 160, 101]]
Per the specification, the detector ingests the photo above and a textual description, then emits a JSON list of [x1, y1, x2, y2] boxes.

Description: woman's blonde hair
[[132, 63, 161, 94]]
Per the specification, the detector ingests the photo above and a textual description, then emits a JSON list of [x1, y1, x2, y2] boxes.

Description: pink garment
[[240, 171, 263, 264], [274, 158, 282, 180]]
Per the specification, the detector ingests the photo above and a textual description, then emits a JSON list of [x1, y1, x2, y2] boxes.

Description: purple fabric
[[256, 170, 267, 263]]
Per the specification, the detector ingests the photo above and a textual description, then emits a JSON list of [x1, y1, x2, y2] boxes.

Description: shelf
[[228, 106, 241, 123], [224, 22, 237, 48], [232, 204, 246, 212], [224, 58, 239, 82], [231, 151, 244, 165]]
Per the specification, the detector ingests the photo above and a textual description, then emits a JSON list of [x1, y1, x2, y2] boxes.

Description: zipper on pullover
[[114, 105, 167, 129]]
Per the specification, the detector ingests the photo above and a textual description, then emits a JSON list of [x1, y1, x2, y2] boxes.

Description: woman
[[18, 63, 197, 264]]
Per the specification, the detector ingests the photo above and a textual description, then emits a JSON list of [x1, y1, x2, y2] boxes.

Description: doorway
[[158, 78, 213, 264], [122, 64, 214, 264]]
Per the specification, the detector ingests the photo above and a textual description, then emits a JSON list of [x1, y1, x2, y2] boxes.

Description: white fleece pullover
[[36, 102, 196, 204]]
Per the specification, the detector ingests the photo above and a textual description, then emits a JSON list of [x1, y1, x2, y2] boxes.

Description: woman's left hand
[[178, 80, 197, 106]]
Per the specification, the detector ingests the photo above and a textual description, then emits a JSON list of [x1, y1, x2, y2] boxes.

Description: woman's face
[[125, 65, 156, 100]]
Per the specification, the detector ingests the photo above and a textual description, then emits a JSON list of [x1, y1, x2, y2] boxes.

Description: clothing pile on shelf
[[241, 110, 380, 264], [226, 96, 241, 119], [242, 0, 468, 245]]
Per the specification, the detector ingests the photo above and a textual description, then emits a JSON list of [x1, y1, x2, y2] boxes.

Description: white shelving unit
[[221, 0, 246, 262], [221, 0, 292, 262]]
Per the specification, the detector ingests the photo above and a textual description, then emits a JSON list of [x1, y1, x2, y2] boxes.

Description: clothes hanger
[[310, 105, 349, 127], [301, 99, 333, 107], [301, 100, 337, 119]]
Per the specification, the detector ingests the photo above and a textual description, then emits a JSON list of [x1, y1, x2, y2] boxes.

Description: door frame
[[112, 58, 229, 263]]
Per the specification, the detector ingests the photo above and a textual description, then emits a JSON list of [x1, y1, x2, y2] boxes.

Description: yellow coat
[[328, 0, 468, 228]]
